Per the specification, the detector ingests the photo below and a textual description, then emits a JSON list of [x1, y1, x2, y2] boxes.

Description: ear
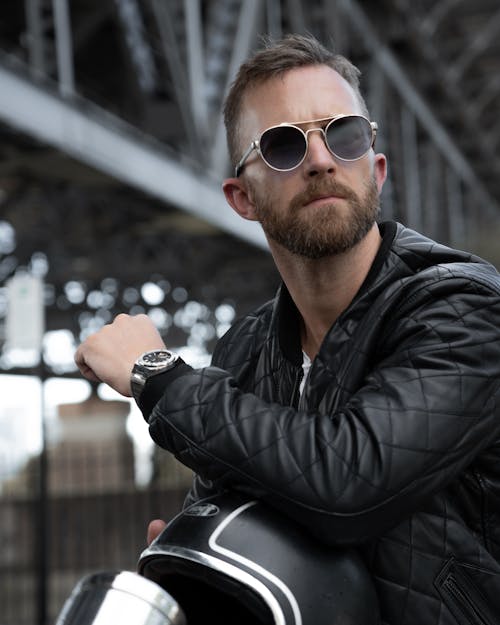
[[222, 177, 259, 221], [373, 153, 387, 193]]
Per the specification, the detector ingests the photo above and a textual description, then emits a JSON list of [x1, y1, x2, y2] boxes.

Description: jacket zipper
[[444, 574, 491, 625]]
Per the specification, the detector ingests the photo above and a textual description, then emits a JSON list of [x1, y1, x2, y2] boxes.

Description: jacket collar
[[271, 221, 398, 365]]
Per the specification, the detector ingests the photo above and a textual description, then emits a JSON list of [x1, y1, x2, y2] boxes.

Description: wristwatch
[[130, 349, 180, 404]]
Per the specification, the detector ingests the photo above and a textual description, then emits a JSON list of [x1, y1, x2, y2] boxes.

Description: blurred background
[[0, 1, 499, 623]]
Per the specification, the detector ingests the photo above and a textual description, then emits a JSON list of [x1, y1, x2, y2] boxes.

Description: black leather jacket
[[143, 221, 500, 625]]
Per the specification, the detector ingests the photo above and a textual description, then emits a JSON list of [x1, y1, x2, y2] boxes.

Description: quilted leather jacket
[[143, 221, 500, 625]]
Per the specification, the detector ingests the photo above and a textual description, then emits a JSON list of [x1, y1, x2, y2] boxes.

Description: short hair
[[223, 34, 370, 168]]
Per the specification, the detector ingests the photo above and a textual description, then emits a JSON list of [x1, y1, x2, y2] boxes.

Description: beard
[[251, 175, 380, 259]]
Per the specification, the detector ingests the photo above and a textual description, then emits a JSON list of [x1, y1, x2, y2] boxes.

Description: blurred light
[[44, 283, 56, 306], [172, 287, 188, 303], [141, 281, 164, 305], [65, 280, 86, 304], [198, 304, 211, 321], [190, 322, 216, 343], [158, 279, 171, 294], [0, 347, 40, 369], [79, 317, 106, 341], [123, 287, 139, 305], [129, 305, 145, 316], [215, 303, 235, 324], [87, 290, 114, 309], [78, 311, 93, 327], [101, 277, 119, 293], [147, 307, 171, 330], [43, 330, 78, 374], [0, 288, 7, 317], [184, 301, 202, 318], [177, 345, 211, 368], [30, 252, 49, 277], [216, 323, 232, 338], [0, 221, 16, 254], [95, 308, 112, 323]]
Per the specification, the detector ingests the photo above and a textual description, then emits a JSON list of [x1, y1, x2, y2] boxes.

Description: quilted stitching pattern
[[148, 223, 500, 624]]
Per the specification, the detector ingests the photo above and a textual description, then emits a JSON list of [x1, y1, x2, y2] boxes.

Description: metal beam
[[451, 8, 500, 80], [0, 58, 268, 250], [401, 107, 422, 231], [266, 0, 283, 40], [420, 0, 463, 37], [52, 0, 75, 97], [209, 0, 264, 176], [184, 0, 209, 141], [114, 0, 157, 94], [24, 0, 46, 80], [338, 0, 499, 218], [150, 0, 200, 158]]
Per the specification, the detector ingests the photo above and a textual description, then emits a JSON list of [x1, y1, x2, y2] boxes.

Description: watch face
[[131, 350, 180, 402], [138, 350, 177, 370]]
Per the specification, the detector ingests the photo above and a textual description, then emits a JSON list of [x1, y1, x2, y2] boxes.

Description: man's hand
[[74, 313, 166, 397]]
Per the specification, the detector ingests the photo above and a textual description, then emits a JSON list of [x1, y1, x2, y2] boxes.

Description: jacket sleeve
[[147, 275, 500, 545]]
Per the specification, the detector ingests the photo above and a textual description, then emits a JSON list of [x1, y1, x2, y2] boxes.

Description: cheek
[[344, 159, 375, 189]]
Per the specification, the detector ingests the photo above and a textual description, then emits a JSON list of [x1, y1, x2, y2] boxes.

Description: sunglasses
[[235, 114, 378, 177]]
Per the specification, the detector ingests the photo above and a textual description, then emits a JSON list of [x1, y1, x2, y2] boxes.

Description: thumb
[[147, 519, 167, 545]]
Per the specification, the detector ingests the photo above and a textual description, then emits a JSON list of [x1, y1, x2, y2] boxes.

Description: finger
[[78, 364, 102, 383], [147, 519, 167, 545], [74, 346, 101, 382]]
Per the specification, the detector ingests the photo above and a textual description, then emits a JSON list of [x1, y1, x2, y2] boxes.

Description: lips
[[304, 192, 345, 206], [311, 193, 344, 201], [290, 180, 356, 213]]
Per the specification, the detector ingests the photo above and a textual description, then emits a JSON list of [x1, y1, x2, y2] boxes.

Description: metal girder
[[451, 8, 500, 80], [380, 0, 500, 186], [184, 0, 210, 141], [149, 0, 201, 159], [266, 0, 283, 40], [0, 58, 268, 250], [285, 0, 309, 34], [208, 0, 265, 176], [420, 0, 463, 36], [338, 0, 499, 219], [24, 0, 45, 78], [52, 0, 74, 97], [400, 107, 422, 233], [115, 0, 157, 94]]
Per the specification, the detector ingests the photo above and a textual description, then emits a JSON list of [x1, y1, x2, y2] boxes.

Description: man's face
[[234, 65, 386, 259]]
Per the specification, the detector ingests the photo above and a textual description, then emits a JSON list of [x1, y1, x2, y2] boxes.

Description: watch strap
[[131, 349, 180, 404], [135, 361, 192, 420]]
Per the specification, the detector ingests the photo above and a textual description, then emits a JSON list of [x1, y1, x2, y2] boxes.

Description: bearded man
[[76, 35, 500, 625]]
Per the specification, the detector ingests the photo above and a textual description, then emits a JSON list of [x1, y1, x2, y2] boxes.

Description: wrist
[[130, 349, 180, 405]]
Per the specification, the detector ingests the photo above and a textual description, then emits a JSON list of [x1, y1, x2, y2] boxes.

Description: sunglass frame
[[235, 114, 378, 177]]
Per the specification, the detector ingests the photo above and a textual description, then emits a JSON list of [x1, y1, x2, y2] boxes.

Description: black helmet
[[138, 491, 380, 625]]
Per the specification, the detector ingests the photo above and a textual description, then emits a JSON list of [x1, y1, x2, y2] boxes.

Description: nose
[[303, 128, 336, 177]]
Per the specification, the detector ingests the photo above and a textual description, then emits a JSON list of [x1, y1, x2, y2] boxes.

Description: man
[[75, 35, 500, 624]]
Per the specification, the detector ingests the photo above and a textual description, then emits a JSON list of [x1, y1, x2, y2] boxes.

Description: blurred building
[[51, 394, 135, 494]]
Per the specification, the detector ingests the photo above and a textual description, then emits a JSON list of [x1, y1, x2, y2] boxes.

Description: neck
[[269, 223, 382, 359]]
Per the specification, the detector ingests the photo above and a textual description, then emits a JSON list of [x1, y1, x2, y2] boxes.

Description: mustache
[[290, 179, 358, 209]]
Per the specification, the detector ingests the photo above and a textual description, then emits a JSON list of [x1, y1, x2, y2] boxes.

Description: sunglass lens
[[260, 126, 306, 170], [326, 116, 372, 160]]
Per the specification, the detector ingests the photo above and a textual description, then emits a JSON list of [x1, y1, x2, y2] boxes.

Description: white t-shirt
[[299, 351, 312, 396]]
